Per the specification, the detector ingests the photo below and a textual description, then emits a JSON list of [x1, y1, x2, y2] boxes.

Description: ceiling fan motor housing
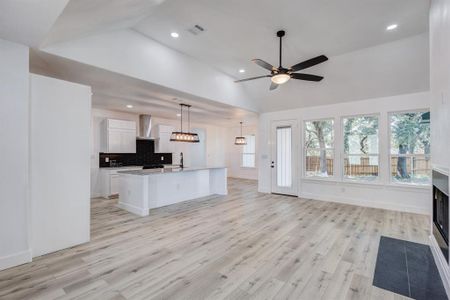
[[277, 30, 286, 37]]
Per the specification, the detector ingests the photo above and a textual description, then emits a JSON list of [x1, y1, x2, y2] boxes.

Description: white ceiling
[[131, 0, 430, 111], [42, 0, 165, 46], [30, 49, 258, 127], [1, 0, 431, 112], [0, 0, 69, 47], [134, 0, 429, 77]]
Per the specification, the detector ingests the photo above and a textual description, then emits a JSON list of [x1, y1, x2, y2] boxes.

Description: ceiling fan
[[235, 30, 328, 90]]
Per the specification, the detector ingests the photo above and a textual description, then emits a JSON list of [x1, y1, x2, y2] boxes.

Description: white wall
[[429, 1, 450, 295], [430, 0, 450, 171], [30, 74, 91, 257], [90, 108, 229, 197], [0, 39, 31, 270], [258, 92, 431, 214], [226, 125, 258, 180], [43, 29, 258, 112]]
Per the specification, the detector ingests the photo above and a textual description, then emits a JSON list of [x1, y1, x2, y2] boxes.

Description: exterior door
[[271, 120, 298, 196]]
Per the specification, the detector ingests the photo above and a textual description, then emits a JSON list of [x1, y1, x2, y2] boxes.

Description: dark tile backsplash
[[99, 139, 172, 167]]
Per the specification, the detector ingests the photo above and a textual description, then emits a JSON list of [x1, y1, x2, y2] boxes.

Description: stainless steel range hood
[[138, 115, 152, 139]]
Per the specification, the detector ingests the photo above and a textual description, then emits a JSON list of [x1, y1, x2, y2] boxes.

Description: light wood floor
[[0, 179, 430, 300]]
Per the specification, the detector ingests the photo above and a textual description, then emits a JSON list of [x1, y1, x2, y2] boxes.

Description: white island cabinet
[[117, 167, 227, 216]]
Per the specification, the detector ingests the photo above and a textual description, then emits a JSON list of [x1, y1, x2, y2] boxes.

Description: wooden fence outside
[[305, 156, 431, 176]]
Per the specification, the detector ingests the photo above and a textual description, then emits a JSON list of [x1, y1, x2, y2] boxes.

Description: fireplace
[[433, 169, 449, 262]]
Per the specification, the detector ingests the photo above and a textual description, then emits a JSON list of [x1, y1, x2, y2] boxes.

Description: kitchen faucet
[[180, 152, 184, 169]]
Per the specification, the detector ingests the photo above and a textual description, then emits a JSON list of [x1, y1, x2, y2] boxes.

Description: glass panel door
[[276, 127, 292, 187], [271, 120, 298, 196]]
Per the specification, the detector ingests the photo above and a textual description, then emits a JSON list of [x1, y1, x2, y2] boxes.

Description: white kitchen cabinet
[[99, 167, 142, 198], [110, 174, 120, 195], [101, 119, 136, 153], [154, 124, 175, 153]]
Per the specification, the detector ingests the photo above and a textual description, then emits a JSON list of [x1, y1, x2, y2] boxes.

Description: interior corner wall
[[258, 92, 431, 214], [0, 38, 31, 270]]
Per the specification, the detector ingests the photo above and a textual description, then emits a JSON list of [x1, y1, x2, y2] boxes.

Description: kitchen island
[[117, 167, 227, 216]]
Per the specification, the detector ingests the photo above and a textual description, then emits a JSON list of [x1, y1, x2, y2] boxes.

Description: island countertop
[[117, 166, 226, 176], [117, 166, 228, 216]]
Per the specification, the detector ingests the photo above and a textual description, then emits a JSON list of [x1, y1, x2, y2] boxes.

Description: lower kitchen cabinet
[[99, 167, 142, 198]]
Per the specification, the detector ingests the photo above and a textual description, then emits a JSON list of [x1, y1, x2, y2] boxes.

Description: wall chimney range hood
[[138, 115, 152, 139]]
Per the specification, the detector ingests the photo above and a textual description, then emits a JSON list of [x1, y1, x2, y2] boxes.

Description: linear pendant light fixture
[[235, 122, 247, 145], [170, 104, 200, 143]]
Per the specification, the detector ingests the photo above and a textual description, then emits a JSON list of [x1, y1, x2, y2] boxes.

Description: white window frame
[[241, 134, 256, 168], [303, 118, 335, 180], [341, 114, 381, 183], [388, 109, 431, 187]]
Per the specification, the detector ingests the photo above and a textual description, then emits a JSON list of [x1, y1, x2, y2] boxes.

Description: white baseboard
[[258, 187, 271, 193], [429, 235, 450, 298], [299, 192, 428, 215], [0, 249, 32, 271], [117, 202, 148, 217]]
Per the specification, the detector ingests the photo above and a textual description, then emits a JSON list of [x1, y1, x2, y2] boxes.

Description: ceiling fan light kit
[[235, 30, 328, 90], [271, 73, 290, 85], [170, 104, 200, 143]]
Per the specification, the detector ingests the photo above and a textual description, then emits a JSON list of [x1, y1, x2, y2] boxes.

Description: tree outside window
[[390, 111, 430, 185], [304, 119, 334, 177], [343, 116, 379, 181]]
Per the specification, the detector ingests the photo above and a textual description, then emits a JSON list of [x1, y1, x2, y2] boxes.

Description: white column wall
[[30, 74, 91, 257], [0, 39, 31, 270], [430, 0, 450, 170], [429, 0, 450, 295]]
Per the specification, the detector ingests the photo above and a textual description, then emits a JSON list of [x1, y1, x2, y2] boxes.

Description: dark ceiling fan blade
[[234, 75, 271, 83], [291, 73, 324, 82], [252, 59, 276, 71], [290, 55, 328, 72], [269, 82, 278, 91]]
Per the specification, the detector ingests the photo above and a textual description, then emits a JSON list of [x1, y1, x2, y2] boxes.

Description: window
[[389, 111, 431, 185], [343, 115, 379, 181], [242, 134, 256, 168], [304, 119, 334, 177]]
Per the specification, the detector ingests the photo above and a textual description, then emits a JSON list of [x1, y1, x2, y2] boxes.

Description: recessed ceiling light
[[171, 32, 179, 38], [126, 104, 133, 108], [386, 24, 398, 31], [239, 69, 245, 73], [176, 113, 181, 117]]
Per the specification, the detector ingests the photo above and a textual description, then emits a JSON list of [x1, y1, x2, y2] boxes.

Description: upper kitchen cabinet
[[101, 119, 137, 153], [154, 124, 175, 153]]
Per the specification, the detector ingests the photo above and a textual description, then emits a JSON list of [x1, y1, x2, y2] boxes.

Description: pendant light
[[235, 122, 247, 145], [170, 104, 200, 143]]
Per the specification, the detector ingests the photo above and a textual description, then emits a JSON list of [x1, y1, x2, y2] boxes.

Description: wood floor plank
[[0, 178, 430, 300]]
